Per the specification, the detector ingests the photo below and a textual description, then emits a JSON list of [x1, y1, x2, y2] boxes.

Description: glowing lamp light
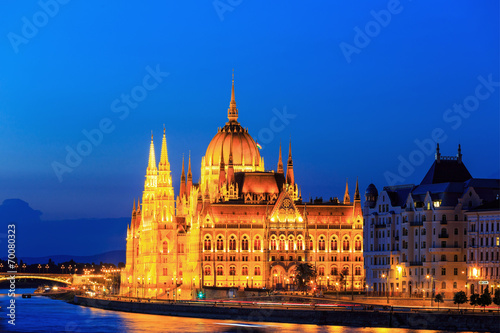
[[298, 217, 303, 222]]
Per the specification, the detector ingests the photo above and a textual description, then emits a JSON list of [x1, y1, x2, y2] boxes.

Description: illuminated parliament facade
[[121, 79, 364, 299]]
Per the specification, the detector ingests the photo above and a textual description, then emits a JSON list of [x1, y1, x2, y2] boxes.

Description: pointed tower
[[187, 152, 193, 197], [436, 143, 441, 163], [145, 132, 157, 190], [457, 144, 462, 164], [227, 69, 238, 122], [286, 140, 294, 186], [354, 177, 360, 201], [219, 146, 226, 190], [180, 155, 186, 198], [227, 138, 235, 185], [277, 142, 284, 174], [343, 179, 350, 204], [157, 128, 175, 222]]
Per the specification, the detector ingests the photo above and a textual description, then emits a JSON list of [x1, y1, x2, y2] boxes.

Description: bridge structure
[[0, 273, 73, 285]]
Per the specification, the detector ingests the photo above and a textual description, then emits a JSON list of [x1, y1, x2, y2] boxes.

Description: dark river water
[[0, 289, 444, 332]]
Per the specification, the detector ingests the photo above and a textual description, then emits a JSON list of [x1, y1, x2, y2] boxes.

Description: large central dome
[[204, 75, 262, 169]]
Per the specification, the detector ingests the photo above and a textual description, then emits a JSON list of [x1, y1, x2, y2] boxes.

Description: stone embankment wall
[[74, 296, 499, 332]]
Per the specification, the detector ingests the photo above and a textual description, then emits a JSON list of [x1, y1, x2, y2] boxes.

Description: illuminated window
[[318, 236, 325, 251], [343, 238, 350, 251], [241, 236, 249, 251], [229, 266, 236, 276], [242, 266, 248, 275], [297, 237, 303, 250], [309, 237, 314, 251], [330, 238, 338, 251], [216, 266, 224, 276], [254, 236, 261, 251], [270, 236, 277, 250], [229, 236, 236, 251], [217, 236, 224, 251], [355, 266, 361, 276], [355, 237, 362, 251], [331, 266, 338, 275], [318, 266, 325, 276], [279, 238, 285, 251], [204, 266, 211, 276], [254, 266, 261, 276], [204, 236, 211, 251]]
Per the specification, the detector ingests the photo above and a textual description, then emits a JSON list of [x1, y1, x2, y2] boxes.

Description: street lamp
[[381, 273, 389, 304], [426, 275, 434, 308], [61, 265, 65, 274], [22, 263, 26, 273], [0, 263, 3, 271], [38, 264, 41, 273], [45, 264, 49, 273]]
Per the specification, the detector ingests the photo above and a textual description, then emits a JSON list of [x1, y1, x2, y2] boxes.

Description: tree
[[339, 268, 349, 292], [293, 263, 316, 292], [479, 287, 492, 312], [434, 292, 444, 310], [453, 291, 467, 310], [470, 293, 480, 312], [493, 289, 500, 313]]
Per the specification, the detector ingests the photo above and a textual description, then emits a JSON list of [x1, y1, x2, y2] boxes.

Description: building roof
[[420, 159, 472, 185], [466, 198, 500, 212]]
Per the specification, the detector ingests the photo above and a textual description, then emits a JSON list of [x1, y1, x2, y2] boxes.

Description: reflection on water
[[0, 289, 443, 332]]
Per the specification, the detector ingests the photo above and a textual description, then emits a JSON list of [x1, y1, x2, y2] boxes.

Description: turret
[[227, 140, 235, 185], [219, 148, 226, 189], [457, 144, 462, 164], [365, 184, 378, 208], [436, 143, 441, 163], [227, 70, 238, 122]]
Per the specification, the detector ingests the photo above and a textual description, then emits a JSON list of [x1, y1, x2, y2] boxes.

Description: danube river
[[1, 289, 443, 332]]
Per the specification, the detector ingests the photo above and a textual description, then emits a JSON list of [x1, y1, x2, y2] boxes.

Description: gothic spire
[[180, 155, 186, 198], [286, 139, 294, 185], [343, 179, 350, 204], [354, 177, 360, 201], [277, 141, 284, 174], [227, 69, 238, 122], [159, 127, 170, 171], [147, 132, 157, 172]]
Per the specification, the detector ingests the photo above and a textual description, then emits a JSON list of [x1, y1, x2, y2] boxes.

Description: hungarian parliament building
[[120, 78, 364, 299]]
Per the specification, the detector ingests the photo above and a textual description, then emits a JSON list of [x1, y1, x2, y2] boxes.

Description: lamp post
[[22, 263, 26, 273], [336, 282, 339, 299], [0, 263, 3, 272], [45, 264, 49, 273], [382, 273, 389, 304], [38, 264, 41, 273], [426, 275, 434, 308]]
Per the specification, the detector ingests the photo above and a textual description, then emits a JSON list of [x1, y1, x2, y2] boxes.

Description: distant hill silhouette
[[0, 199, 128, 258], [20, 250, 126, 266]]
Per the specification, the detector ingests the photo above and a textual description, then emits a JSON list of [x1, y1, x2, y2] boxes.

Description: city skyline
[[0, 1, 498, 222]]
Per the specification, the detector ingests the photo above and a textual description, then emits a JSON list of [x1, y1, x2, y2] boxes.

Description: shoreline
[[73, 296, 499, 332]]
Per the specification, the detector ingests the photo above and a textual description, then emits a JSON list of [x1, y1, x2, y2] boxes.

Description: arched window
[[162, 241, 168, 253], [216, 266, 224, 276], [229, 266, 236, 276], [355, 237, 362, 251], [241, 236, 249, 251], [229, 235, 236, 251], [254, 266, 261, 276], [331, 266, 338, 275], [342, 265, 349, 275], [318, 266, 325, 276], [297, 237, 303, 250], [318, 236, 325, 251], [453, 282, 457, 289], [242, 266, 248, 275], [204, 266, 211, 276], [343, 238, 350, 251], [330, 238, 338, 251], [309, 237, 314, 251], [355, 266, 361, 276], [254, 236, 261, 251], [441, 281, 446, 289], [270, 236, 277, 250], [204, 236, 211, 251], [288, 236, 294, 251], [217, 235, 224, 251], [279, 237, 285, 251]]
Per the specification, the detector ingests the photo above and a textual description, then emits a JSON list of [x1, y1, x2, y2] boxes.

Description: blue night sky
[[1, 1, 499, 221]]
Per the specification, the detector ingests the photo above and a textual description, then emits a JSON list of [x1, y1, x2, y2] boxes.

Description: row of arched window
[[204, 265, 261, 276], [203, 234, 362, 252]]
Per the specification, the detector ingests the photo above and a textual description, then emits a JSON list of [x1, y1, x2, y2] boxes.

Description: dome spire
[[227, 69, 238, 122], [277, 141, 284, 174], [147, 132, 157, 172]]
